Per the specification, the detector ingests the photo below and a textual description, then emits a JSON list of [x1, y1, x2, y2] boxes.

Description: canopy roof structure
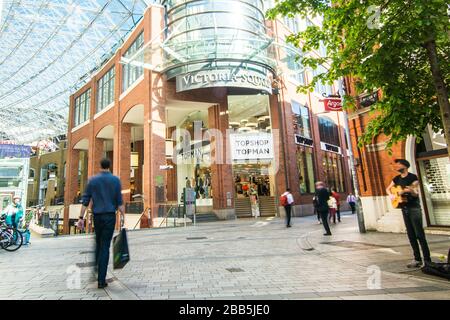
[[0, 0, 153, 144]]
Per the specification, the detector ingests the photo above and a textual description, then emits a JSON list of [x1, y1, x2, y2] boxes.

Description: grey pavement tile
[[351, 289, 389, 295], [316, 291, 356, 297], [3, 217, 450, 301]]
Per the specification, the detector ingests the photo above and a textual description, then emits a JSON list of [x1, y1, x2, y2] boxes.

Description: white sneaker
[[407, 260, 422, 268]]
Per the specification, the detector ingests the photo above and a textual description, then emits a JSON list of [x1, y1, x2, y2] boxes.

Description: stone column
[[143, 76, 167, 227], [63, 149, 80, 234], [134, 139, 144, 196], [208, 103, 235, 220], [88, 138, 105, 178], [269, 94, 289, 216], [166, 126, 177, 202], [141, 5, 166, 228], [114, 123, 132, 203]]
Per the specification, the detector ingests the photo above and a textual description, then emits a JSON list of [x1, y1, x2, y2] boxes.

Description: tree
[[267, 0, 450, 155]]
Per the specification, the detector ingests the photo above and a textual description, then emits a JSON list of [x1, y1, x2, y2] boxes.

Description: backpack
[[280, 194, 288, 207]]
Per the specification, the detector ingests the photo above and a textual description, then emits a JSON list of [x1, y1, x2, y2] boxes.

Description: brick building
[[63, 1, 353, 234], [347, 87, 450, 232]]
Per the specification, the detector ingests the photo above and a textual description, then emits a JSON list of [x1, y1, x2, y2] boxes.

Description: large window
[[74, 89, 91, 127], [318, 116, 340, 146], [284, 16, 300, 33], [122, 32, 144, 92], [97, 67, 115, 113], [297, 147, 315, 194], [292, 101, 311, 138], [313, 65, 333, 96], [286, 53, 305, 85], [322, 152, 345, 193]]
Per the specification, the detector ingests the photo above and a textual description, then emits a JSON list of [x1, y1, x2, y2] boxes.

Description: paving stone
[[2, 216, 450, 300]]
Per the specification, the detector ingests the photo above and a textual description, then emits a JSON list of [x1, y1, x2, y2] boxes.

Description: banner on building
[[230, 133, 274, 161], [0, 144, 32, 159]]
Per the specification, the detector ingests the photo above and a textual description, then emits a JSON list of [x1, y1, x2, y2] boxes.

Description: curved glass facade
[[161, 0, 276, 82]]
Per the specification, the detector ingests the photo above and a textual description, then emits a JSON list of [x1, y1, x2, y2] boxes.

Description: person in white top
[[346, 193, 357, 214], [281, 189, 295, 228], [327, 195, 338, 224]]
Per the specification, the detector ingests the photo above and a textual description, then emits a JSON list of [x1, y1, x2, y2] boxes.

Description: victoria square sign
[[176, 69, 273, 94]]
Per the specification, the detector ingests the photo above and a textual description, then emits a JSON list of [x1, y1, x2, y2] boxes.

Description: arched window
[[29, 168, 35, 179]]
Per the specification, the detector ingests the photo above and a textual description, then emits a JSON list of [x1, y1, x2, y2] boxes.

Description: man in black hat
[[386, 159, 431, 268]]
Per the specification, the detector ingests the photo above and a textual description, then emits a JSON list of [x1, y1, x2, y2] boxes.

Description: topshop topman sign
[[230, 133, 274, 161], [176, 69, 273, 94]]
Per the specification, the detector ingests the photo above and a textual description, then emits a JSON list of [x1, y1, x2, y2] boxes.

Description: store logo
[[320, 142, 342, 155], [176, 69, 272, 94], [295, 135, 314, 147], [230, 133, 274, 161], [323, 98, 343, 112]]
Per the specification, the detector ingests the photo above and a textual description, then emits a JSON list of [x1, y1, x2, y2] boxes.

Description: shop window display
[[322, 152, 345, 193], [297, 147, 315, 194]]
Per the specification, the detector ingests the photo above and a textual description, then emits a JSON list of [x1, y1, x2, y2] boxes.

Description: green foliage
[[267, 0, 449, 149]]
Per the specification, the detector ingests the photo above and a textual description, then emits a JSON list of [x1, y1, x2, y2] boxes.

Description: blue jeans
[[94, 213, 116, 285]]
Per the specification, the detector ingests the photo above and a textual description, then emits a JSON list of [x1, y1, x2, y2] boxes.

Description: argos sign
[[323, 98, 343, 112]]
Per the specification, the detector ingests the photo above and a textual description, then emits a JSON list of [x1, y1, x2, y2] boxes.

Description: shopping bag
[[113, 228, 130, 269], [421, 248, 450, 280]]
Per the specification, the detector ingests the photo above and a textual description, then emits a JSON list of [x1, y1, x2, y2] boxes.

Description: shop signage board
[[230, 133, 274, 161], [0, 144, 31, 159], [323, 98, 343, 112], [295, 134, 314, 147], [176, 68, 272, 94], [177, 141, 211, 164], [320, 142, 342, 155]]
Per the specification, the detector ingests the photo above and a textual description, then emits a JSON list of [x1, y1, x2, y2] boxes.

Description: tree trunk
[[424, 39, 450, 157]]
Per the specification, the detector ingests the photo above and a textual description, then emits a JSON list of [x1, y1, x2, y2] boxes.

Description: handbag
[[113, 228, 130, 269]]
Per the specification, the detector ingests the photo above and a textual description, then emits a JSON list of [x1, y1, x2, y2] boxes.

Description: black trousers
[[336, 205, 341, 222], [315, 208, 321, 221], [284, 205, 292, 226], [401, 206, 431, 263], [93, 213, 116, 285], [349, 202, 356, 214], [319, 210, 332, 235]]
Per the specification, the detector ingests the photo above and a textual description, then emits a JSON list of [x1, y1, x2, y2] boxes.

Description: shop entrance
[[228, 94, 277, 218], [233, 162, 277, 218]]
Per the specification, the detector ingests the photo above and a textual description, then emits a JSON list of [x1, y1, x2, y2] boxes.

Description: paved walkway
[[1, 213, 450, 300]]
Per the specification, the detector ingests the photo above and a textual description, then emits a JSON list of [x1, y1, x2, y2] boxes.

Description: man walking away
[[331, 188, 341, 222], [315, 182, 332, 236], [281, 189, 294, 228], [386, 159, 431, 268], [347, 193, 357, 215], [78, 158, 125, 289]]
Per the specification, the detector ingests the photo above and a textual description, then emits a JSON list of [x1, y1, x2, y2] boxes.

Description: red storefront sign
[[323, 98, 343, 112]]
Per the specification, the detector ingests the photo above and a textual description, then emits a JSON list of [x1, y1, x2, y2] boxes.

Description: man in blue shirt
[[78, 158, 125, 289]]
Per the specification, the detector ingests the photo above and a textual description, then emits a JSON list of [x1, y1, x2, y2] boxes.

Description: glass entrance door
[[233, 163, 274, 199]]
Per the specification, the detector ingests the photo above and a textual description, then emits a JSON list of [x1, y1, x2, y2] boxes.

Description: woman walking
[[328, 195, 338, 224]]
